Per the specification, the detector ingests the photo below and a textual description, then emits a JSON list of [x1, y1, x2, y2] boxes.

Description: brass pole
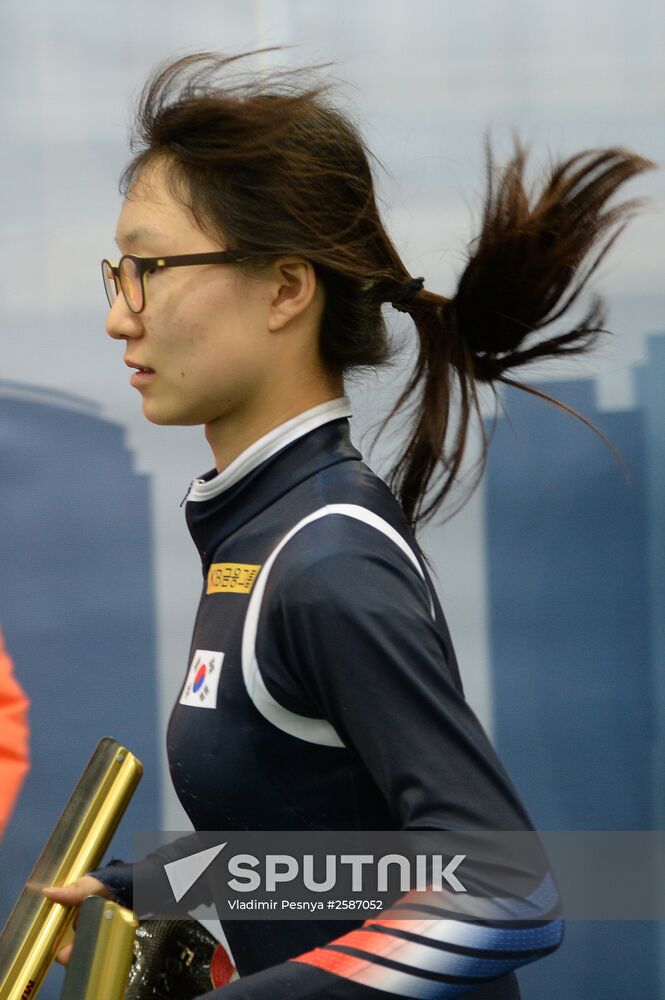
[[0, 737, 142, 1000]]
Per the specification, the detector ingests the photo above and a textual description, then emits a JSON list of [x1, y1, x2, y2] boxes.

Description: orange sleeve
[[0, 627, 30, 837]]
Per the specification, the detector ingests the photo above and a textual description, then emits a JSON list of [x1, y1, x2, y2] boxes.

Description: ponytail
[[383, 132, 656, 527]]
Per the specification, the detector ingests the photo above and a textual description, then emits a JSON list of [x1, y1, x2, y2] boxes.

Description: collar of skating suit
[[184, 397, 360, 564], [185, 397, 352, 502]]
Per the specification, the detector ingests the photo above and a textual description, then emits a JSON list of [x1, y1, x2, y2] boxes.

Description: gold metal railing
[[0, 737, 142, 1000]]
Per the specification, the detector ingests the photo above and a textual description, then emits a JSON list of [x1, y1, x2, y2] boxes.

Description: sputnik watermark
[[139, 829, 665, 922], [165, 843, 467, 900], [226, 852, 466, 892]]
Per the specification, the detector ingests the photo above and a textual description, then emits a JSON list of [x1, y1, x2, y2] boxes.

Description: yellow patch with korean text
[[207, 563, 261, 595]]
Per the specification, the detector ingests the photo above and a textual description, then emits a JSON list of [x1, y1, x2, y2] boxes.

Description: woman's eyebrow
[[114, 226, 164, 251]]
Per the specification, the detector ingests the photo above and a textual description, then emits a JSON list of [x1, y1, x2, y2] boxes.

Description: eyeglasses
[[101, 250, 253, 314]]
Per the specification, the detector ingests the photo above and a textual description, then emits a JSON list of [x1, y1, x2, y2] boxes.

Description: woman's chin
[[141, 401, 178, 426], [141, 402, 202, 427]]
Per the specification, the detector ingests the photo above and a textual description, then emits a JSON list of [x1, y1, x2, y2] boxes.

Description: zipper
[[179, 480, 196, 508]]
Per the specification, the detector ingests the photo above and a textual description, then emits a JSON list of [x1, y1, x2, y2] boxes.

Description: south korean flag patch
[[179, 650, 224, 709]]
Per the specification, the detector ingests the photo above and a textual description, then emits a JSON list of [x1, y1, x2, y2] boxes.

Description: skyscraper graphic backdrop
[[0, 385, 160, 999], [485, 331, 665, 998]]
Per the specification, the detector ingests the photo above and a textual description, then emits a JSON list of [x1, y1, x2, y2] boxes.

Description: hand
[[42, 876, 112, 964]]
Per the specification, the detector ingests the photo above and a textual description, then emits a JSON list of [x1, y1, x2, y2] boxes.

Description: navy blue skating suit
[[93, 397, 562, 999]]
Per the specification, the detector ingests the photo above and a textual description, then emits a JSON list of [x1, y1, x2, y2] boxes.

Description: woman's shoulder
[[267, 485, 433, 614]]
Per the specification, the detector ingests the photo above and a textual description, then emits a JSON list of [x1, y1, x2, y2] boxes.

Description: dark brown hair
[[121, 48, 657, 530]]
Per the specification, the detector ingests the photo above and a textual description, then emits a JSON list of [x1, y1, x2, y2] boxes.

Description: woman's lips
[[130, 369, 156, 388]]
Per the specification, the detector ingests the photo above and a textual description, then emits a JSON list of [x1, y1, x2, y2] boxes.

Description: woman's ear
[[267, 258, 321, 332]]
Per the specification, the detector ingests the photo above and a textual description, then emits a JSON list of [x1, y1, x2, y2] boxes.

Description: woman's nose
[[105, 294, 144, 341]]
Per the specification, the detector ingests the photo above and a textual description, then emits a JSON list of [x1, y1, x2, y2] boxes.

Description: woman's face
[[106, 158, 286, 429]]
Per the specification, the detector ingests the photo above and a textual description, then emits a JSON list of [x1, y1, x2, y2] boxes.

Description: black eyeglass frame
[[101, 250, 254, 314]]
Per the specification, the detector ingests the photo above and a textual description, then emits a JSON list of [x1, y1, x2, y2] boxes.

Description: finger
[[55, 942, 74, 966], [43, 876, 104, 906], [42, 885, 84, 905]]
